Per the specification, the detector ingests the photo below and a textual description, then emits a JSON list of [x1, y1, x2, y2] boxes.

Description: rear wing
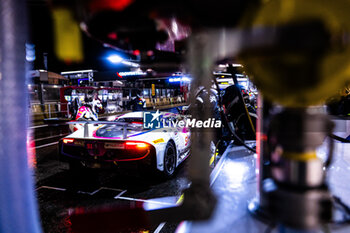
[[67, 121, 143, 139]]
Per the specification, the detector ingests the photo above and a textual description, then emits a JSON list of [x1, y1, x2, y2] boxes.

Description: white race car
[[59, 111, 191, 177]]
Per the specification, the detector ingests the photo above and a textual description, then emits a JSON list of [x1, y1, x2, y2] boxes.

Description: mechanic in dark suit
[[127, 89, 146, 111]]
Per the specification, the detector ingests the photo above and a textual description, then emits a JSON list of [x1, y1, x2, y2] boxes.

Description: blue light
[[107, 54, 123, 63], [168, 76, 191, 83], [78, 78, 89, 83]]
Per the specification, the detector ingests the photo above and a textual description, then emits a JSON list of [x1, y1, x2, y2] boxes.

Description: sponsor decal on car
[[185, 136, 189, 146], [74, 140, 85, 147], [104, 142, 125, 149], [153, 138, 165, 144]]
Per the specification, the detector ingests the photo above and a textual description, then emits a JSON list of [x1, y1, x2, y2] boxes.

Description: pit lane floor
[[178, 122, 350, 233]]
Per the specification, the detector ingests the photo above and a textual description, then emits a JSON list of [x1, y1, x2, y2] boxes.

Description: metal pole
[[248, 94, 273, 220], [187, 32, 215, 185], [187, 29, 239, 185], [0, 0, 42, 232], [228, 65, 256, 135], [66, 102, 69, 118]]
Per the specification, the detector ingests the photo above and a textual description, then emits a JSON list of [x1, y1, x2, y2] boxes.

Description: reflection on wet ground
[[187, 140, 350, 233], [35, 145, 189, 233]]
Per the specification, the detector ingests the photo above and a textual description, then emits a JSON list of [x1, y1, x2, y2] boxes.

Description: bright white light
[[169, 76, 191, 83], [217, 63, 242, 68], [223, 161, 250, 189], [107, 55, 123, 64], [171, 19, 179, 34], [61, 69, 93, 75], [213, 72, 231, 76], [218, 64, 228, 68], [169, 77, 181, 82], [231, 63, 243, 67], [182, 77, 191, 82], [107, 116, 117, 121], [121, 60, 140, 67], [118, 71, 146, 76]]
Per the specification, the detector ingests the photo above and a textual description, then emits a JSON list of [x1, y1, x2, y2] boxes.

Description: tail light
[[63, 138, 75, 144], [125, 142, 149, 149], [131, 122, 143, 125]]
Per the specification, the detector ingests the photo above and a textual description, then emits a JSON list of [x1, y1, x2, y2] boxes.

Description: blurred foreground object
[[0, 0, 42, 233], [239, 0, 350, 231], [52, 3, 83, 63], [239, 0, 350, 107]]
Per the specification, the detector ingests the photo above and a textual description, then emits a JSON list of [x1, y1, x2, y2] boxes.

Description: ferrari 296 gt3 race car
[[59, 111, 191, 177]]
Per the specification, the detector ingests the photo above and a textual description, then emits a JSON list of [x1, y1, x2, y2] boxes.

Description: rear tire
[[163, 142, 177, 178]]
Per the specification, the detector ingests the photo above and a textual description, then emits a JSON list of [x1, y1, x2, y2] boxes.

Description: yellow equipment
[[239, 0, 350, 107]]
